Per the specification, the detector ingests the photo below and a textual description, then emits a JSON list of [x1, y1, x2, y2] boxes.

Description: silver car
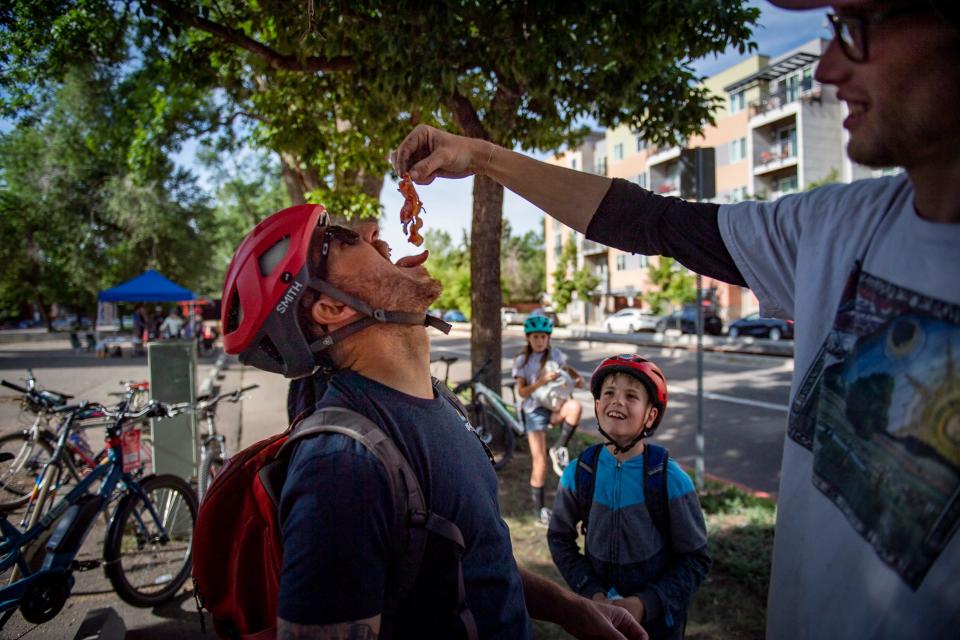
[[604, 308, 658, 333]]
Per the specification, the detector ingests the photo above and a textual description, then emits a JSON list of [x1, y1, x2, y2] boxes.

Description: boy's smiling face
[[595, 372, 658, 446]]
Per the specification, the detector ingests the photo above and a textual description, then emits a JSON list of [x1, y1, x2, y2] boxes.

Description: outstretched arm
[[520, 567, 648, 640], [392, 125, 611, 234]]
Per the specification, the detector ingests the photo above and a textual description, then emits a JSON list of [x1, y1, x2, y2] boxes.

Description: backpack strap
[[574, 444, 603, 535], [264, 407, 479, 640], [432, 376, 496, 467], [643, 443, 672, 547]]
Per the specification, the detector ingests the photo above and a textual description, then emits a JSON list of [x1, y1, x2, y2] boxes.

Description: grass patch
[[500, 432, 774, 640]]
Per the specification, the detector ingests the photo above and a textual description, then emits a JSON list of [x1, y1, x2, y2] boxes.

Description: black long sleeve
[[585, 178, 746, 286]]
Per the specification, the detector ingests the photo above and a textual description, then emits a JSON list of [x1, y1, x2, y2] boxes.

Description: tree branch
[[146, 0, 354, 73], [187, 110, 265, 136], [449, 91, 489, 140]]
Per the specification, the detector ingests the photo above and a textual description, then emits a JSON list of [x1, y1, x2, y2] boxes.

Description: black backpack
[[573, 443, 671, 544]]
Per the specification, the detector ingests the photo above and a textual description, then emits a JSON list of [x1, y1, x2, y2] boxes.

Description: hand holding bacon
[[398, 173, 426, 246]]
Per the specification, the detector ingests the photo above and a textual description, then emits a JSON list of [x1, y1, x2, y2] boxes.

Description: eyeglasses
[[827, 6, 925, 63]]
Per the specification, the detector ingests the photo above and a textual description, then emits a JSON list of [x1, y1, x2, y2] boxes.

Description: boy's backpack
[[574, 443, 671, 544], [192, 378, 480, 640]]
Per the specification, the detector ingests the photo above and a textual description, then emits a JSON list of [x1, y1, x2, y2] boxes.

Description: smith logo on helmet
[[276, 281, 305, 315]]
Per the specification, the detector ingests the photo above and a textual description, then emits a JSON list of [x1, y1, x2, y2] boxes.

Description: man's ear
[[594, 398, 601, 418], [310, 294, 362, 328]]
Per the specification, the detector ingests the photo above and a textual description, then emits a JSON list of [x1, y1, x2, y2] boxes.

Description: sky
[[376, 1, 830, 259]]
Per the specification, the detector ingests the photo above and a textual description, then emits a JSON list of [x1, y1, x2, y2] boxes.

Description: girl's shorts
[[523, 407, 552, 433]]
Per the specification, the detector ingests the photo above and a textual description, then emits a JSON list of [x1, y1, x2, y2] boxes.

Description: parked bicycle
[[194, 384, 258, 499], [0, 376, 151, 513], [432, 356, 524, 470], [0, 398, 197, 629]]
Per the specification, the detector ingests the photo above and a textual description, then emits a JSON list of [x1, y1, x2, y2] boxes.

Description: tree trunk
[[471, 174, 504, 393]]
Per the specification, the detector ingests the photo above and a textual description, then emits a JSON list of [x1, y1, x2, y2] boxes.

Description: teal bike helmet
[[524, 315, 554, 334]]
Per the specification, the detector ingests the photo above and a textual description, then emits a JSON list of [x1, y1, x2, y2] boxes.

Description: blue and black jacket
[[548, 445, 711, 640]]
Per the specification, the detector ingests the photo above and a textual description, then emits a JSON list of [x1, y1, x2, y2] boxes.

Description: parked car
[[442, 309, 467, 323], [51, 314, 92, 331], [530, 307, 560, 327], [727, 313, 794, 340], [604, 308, 658, 333], [500, 307, 528, 325], [655, 306, 723, 336]]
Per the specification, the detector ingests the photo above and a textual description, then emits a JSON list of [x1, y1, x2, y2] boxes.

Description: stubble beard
[[332, 264, 442, 316]]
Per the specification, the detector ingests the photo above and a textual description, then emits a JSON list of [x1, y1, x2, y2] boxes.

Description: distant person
[[393, 1, 960, 635], [148, 305, 164, 340], [549, 355, 710, 639], [513, 315, 584, 527], [132, 305, 147, 342], [159, 308, 184, 339]]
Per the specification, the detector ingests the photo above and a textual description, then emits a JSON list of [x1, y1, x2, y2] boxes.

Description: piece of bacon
[[398, 173, 425, 246]]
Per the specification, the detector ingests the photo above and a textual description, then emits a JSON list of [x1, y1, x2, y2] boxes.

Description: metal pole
[[695, 148, 705, 492]]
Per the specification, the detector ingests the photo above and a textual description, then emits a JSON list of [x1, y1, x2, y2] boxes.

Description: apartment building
[[545, 37, 874, 326]]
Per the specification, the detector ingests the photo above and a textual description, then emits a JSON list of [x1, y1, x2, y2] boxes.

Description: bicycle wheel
[[474, 397, 516, 470], [0, 431, 53, 509], [103, 474, 197, 607]]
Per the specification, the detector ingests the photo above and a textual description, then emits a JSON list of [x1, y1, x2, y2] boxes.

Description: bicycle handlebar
[[1, 379, 28, 394]]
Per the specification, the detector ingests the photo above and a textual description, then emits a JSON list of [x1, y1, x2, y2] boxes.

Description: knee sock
[[531, 485, 545, 513], [556, 421, 578, 448]]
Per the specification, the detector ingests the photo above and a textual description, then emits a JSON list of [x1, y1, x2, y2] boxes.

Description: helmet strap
[[304, 277, 451, 357]]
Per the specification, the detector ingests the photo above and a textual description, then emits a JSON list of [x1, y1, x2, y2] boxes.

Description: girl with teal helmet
[[524, 314, 554, 334], [513, 312, 584, 527]]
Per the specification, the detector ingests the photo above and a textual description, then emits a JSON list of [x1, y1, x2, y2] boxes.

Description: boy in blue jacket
[[548, 354, 711, 639]]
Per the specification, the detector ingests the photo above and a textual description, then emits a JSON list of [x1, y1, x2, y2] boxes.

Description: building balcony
[[581, 239, 608, 256], [753, 143, 798, 175], [654, 182, 679, 198], [646, 145, 681, 168], [748, 77, 820, 119]]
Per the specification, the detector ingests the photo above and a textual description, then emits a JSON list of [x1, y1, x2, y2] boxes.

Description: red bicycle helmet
[[221, 203, 450, 378], [590, 354, 668, 447]]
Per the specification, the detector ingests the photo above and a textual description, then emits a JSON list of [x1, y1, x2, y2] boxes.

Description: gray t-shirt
[[719, 174, 960, 639], [512, 347, 568, 415]]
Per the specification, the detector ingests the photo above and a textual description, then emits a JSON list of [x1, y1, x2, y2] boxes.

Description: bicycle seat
[[0, 452, 15, 463]]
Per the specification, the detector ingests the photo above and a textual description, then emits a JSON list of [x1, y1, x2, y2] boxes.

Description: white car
[[604, 308, 658, 333]]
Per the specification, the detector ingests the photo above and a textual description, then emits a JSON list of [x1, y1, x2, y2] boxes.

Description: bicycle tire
[[0, 431, 54, 510], [103, 474, 197, 607], [474, 397, 516, 470]]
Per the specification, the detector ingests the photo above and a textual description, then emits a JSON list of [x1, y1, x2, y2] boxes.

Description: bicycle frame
[[0, 407, 171, 617], [471, 381, 525, 436]]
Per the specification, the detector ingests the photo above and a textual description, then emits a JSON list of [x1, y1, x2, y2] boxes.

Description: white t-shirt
[[719, 174, 960, 639], [512, 347, 568, 414]]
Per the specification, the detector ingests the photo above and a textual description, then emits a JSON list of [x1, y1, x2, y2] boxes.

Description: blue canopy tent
[[96, 270, 197, 342], [99, 269, 196, 303]]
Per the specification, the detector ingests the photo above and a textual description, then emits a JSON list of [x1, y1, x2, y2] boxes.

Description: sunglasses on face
[[311, 212, 360, 281]]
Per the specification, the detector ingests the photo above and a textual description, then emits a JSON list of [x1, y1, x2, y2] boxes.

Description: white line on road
[[668, 385, 788, 413]]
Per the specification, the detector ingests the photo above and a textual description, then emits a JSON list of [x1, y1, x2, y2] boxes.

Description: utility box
[[148, 340, 197, 481], [680, 147, 716, 200]]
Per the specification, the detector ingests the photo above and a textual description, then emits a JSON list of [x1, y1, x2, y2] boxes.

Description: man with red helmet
[[393, 1, 959, 636], [548, 355, 710, 639], [220, 205, 646, 640]]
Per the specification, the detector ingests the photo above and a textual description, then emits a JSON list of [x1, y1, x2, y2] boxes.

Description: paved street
[[0, 329, 792, 637]]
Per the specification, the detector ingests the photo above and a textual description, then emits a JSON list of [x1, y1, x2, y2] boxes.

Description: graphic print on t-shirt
[[788, 265, 960, 588]]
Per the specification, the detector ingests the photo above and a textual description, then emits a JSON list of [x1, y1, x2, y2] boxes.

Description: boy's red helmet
[[221, 204, 325, 378], [590, 354, 668, 432]]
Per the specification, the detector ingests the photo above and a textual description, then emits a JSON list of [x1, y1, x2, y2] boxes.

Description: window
[[729, 90, 745, 113], [571, 158, 577, 171], [595, 157, 608, 176], [731, 186, 748, 202], [636, 137, 647, 152], [730, 137, 747, 162], [636, 173, 648, 189], [616, 255, 627, 271], [613, 143, 624, 161]]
